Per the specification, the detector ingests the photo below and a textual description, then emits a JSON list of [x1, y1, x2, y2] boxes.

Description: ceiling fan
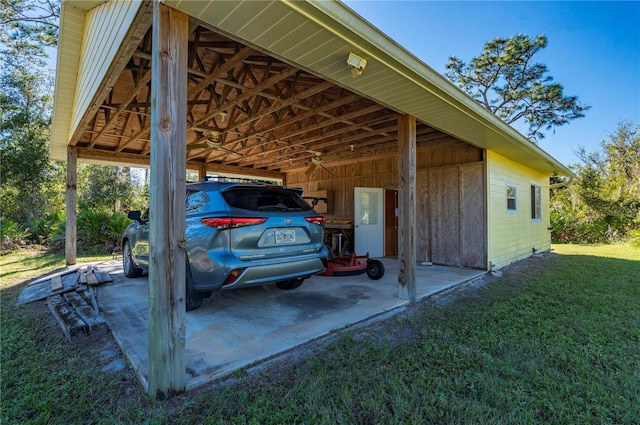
[[305, 150, 332, 176], [187, 130, 243, 157]]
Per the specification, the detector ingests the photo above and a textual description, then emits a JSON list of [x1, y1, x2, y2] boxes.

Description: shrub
[[26, 211, 65, 245], [76, 210, 130, 254], [0, 219, 29, 250]]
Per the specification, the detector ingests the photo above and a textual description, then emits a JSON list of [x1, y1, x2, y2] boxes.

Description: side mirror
[[127, 210, 142, 222]]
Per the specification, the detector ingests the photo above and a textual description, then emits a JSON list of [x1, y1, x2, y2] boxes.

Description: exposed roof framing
[[67, 21, 446, 175], [52, 0, 573, 179]]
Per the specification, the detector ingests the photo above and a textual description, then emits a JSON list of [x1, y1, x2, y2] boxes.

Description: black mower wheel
[[366, 259, 385, 280]]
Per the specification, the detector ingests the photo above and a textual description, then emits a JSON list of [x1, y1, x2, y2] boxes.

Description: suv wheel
[[123, 240, 143, 278], [186, 262, 206, 311], [275, 278, 304, 290]]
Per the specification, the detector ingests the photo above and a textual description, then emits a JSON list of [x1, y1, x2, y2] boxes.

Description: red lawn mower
[[303, 195, 385, 281], [318, 230, 385, 280], [319, 252, 385, 280]]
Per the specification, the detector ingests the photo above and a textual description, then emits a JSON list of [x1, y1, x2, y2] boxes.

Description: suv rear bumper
[[193, 257, 326, 291]]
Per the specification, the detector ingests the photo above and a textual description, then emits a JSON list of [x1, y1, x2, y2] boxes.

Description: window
[[222, 187, 311, 212], [531, 185, 542, 220], [506, 185, 517, 213], [186, 190, 208, 212], [359, 191, 379, 224]]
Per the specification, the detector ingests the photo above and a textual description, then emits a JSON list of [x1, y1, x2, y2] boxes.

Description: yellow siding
[[487, 151, 551, 269], [70, 0, 142, 135]]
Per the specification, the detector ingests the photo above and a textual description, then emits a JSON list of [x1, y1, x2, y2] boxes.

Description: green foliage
[[0, 0, 60, 58], [0, 45, 57, 223], [629, 230, 640, 247], [77, 165, 140, 213], [445, 34, 590, 141], [76, 209, 131, 254], [71, 165, 147, 253], [0, 219, 29, 250], [0, 1, 150, 255], [27, 210, 65, 244], [1, 2, 63, 246], [551, 121, 640, 243]]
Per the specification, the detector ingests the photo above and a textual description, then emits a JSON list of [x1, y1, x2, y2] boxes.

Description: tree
[[78, 165, 138, 213], [445, 34, 590, 141], [551, 121, 640, 242], [1, 0, 61, 245], [1, 0, 59, 55], [575, 121, 639, 221], [0, 40, 56, 221]]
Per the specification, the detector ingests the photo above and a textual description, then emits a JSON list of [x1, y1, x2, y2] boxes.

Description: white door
[[354, 187, 384, 257]]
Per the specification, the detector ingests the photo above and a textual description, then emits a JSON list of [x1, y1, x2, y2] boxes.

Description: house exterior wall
[[71, 1, 142, 135], [487, 150, 551, 269]]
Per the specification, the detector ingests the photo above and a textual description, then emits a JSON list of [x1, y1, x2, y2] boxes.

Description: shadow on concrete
[[93, 258, 485, 391]]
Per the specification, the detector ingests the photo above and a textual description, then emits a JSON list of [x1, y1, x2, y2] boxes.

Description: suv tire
[[123, 240, 143, 278], [186, 262, 207, 311]]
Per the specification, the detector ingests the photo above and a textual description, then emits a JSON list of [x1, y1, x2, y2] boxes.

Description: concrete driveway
[[93, 258, 484, 391]]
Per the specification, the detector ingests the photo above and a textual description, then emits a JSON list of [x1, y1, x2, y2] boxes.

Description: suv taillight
[[201, 217, 267, 229], [305, 216, 326, 225]]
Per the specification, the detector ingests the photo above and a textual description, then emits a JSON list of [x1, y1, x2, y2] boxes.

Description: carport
[[51, 0, 567, 397]]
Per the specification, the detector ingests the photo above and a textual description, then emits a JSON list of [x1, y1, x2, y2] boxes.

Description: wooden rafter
[[75, 23, 456, 175]]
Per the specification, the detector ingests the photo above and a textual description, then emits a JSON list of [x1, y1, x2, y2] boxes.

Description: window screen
[[531, 185, 542, 220], [506, 185, 517, 212]]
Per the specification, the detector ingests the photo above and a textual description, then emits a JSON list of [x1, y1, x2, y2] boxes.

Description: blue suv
[[122, 179, 328, 310]]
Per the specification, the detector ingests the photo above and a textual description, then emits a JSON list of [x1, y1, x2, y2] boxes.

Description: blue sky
[[343, 0, 640, 166]]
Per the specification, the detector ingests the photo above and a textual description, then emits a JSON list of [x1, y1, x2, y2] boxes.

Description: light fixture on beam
[[350, 142, 355, 152], [347, 52, 367, 78]]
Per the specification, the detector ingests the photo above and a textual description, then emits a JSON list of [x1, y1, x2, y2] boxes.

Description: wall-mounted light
[[219, 111, 228, 122], [349, 142, 355, 152], [347, 52, 367, 78]]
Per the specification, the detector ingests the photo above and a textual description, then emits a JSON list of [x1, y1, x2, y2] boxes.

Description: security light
[[347, 52, 367, 78]]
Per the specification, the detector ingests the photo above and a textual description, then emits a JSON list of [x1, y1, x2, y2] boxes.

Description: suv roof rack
[[199, 175, 280, 185]]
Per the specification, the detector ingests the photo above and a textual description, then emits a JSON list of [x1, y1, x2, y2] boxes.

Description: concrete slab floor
[[93, 258, 485, 391]]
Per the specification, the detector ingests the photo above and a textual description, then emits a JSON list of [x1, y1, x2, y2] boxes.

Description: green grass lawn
[[1, 244, 639, 424]]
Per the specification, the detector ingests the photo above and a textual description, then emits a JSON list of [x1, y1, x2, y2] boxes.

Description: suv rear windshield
[[222, 187, 312, 212]]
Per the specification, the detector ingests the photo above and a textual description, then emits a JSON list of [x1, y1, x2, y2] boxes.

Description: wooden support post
[[65, 146, 77, 266], [198, 162, 207, 181], [397, 114, 417, 302], [148, 2, 188, 399]]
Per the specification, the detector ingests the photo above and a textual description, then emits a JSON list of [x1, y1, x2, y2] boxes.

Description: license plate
[[275, 229, 296, 244]]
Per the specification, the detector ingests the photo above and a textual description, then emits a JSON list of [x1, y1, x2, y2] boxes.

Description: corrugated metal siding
[[70, 1, 141, 134], [486, 151, 551, 269]]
